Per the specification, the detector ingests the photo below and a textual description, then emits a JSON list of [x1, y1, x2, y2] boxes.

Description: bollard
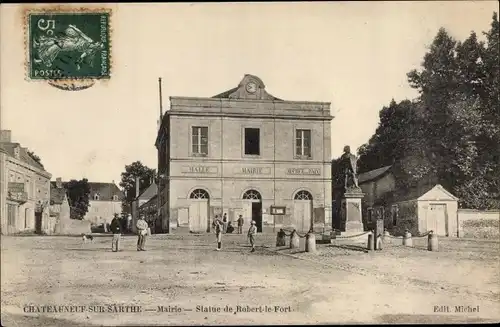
[[276, 230, 286, 247], [428, 231, 438, 251], [290, 230, 300, 249], [305, 232, 316, 253], [376, 234, 383, 250], [402, 230, 413, 247], [367, 232, 375, 251]]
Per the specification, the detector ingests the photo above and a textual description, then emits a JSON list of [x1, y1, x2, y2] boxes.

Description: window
[[367, 207, 373, 222], [294, 190, 312, 200], [295, 129, 311, 158], [190, 189, 209, 199], [94, 194, 100, 201], [244, 128, 260, 155], [242, 189, 261, 201], [191, 126, 208, 156], [391, 205, 398, 226]]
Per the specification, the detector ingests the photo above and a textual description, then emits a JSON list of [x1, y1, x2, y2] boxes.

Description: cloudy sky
[[1, 2, 497, 185]]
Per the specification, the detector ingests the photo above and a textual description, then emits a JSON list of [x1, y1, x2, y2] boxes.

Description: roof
[[50, 185, 67, 205], [212, 74, 283, 101], [418, 184, 459, 201], [358, 165, 392, 184], [138, 182, 157, 200], [51, 181, 124, 202], [139, 194, 158, 209], [0, 143, 45, 171]]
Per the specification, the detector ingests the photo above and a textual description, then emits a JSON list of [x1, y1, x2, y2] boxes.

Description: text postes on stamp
[[27, 10, 110, 83]]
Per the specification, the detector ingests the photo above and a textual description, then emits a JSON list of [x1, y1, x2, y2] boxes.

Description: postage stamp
[[24, 7, 111, 85]]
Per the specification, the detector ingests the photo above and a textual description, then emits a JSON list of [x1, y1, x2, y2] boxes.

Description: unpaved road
[[1, 233, 499, 325]]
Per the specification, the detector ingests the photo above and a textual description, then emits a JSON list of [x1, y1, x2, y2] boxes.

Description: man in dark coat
[[110, 213, 122, 252]]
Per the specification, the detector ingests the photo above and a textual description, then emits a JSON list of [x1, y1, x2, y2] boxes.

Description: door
[[293, 200, 311, 233], [35, 212, 42, 234], [189, 200, 208, 233], [428, 204, 447, 236], [7, 204, 16, 233], [178, 208, 189, 227], [252, 202, 263, 232], [293, 190, 313, 233]]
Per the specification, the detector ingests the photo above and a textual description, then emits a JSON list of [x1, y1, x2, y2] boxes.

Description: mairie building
[[155, 74, 333, 234]]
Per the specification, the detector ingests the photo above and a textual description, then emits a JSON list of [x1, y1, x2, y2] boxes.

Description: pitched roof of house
[[358, 165, 392, 184], [51, 181, 124, 201], [138, 182, 157, 200], [0, 143, 45, 171], [50, 185, 67, 205], [139, 194, 158, 209]]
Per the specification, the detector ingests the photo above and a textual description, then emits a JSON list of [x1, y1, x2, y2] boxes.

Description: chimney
[[0, 130, 12, 143], [56, 178, 62, 188], [135, 177, 140, 198]]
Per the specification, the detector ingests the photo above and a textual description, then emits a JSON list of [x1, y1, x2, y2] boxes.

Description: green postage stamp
[[26, 8, 111, 83]]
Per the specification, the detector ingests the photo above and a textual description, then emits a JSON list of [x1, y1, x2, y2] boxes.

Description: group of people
[[110, 213, 149, 252], [218, 213, 245, 234], [109, 213, 257, 253], [212, 214, 257, 252]]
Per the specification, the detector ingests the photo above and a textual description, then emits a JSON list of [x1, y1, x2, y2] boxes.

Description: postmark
[[24, 7, 112, 91]]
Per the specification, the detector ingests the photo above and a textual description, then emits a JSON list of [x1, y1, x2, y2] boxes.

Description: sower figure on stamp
[[248, 221, 257, 253], [136, 215, 148, 251], [110, 213, 122, 252], [237, 215, 244, 234]]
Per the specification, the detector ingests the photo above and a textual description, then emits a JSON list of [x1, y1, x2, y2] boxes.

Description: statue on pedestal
[[340, 145, 360, 192]]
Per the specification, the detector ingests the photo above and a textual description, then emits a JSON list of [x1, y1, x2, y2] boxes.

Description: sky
[[1, 2, 497, 185]]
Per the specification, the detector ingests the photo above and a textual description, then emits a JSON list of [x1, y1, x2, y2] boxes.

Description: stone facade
[[156, 74, 333, 233], [0, 130, 52, 235]]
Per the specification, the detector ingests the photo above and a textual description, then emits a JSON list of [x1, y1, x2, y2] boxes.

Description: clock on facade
[[245, 82, 257, 94]]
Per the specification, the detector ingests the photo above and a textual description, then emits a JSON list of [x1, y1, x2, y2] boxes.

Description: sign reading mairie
[[286, 168, 321, 176], [236, 167, 272, 175], [181, 166, 218, 174]]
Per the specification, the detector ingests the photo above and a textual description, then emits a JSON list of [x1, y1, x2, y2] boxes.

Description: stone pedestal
[[341, 188, 364, 235]]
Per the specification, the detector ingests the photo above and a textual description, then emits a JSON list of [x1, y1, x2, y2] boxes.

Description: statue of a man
[[340, 145, 359, 189]]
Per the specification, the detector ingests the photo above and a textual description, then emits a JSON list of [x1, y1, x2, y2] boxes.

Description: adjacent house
[[49, 178, 71, 234], [358, 165, 459, 237], [131, 182, 157, 233], [0, 130, 52, 235], [84, 182, 123, 226]]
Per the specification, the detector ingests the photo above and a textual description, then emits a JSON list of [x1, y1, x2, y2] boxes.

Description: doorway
[[35, 212, 42, 234], [252, 202, 263, 232], [243, 189, 262, 233], [188, 189, 210, 233]]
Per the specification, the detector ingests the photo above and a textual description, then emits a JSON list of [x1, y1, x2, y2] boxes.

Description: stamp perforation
[[23, 5, 113, 90]]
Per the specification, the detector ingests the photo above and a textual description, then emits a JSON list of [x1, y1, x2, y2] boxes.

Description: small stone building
[[359, 165, 459, 237]]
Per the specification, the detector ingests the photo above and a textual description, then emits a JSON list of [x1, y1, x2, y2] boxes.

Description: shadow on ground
[[328, 244, 368, 253]]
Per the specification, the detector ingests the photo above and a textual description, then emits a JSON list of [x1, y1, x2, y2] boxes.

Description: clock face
[[246, 82, 257, 94]]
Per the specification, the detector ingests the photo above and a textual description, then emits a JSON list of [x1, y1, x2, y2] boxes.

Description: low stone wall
[[458, 209, 500, 239], [56, 219, 91, 235]]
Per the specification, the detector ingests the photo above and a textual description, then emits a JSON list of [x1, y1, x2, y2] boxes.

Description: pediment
[[418, 184, 458, 201], [212, 74, 282, 101]]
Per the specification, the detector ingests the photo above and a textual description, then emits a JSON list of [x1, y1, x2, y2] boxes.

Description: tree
[[119, 161, 156, 214], [27, 150, 44, 168], [66, 179, 91, 219], [356, 13, 499, 209]]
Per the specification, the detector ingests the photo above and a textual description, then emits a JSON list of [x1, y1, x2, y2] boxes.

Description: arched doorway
[[293, 190, 313, 233], [242, 189, 262, 232], [188, 189, 210, 233]]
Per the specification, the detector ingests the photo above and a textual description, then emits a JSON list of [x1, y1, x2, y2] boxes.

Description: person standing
[[110, 213, 122, 252], [247, 220, 257, 252], [214, 215, 223, 251], [237, 215, 244, 234], [136, 215, 148, 251], [222, 213, 228, 234]]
